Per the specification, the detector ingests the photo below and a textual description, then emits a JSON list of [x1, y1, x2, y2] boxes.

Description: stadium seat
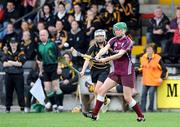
[[132, 45, 144, 56]]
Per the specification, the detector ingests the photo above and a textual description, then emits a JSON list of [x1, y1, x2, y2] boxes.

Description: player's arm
[[99, 49, 126, 62], [95, 43, 111, 59], [80, 60, 90, 76], [80, 46, 94, 76]]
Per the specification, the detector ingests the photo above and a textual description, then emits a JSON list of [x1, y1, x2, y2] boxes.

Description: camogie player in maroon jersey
[[83, 22, 145, 122]]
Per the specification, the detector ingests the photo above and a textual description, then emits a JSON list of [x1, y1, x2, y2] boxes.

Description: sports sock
[[49, 95, 55, 105], [93, 95, 104, 116], [59, 93, 64, 106], [55, 89, 63, 106], [45, 91, 54, 103], [129, 99, 144, 117]]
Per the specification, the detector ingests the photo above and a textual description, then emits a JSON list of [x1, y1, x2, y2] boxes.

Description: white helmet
[[94, 29, 106, 39]]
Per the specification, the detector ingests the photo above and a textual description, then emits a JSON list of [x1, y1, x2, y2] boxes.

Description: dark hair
[[63, 51, 72, 60], [145, 43, 157, 53], [59, 2, 65, 8], [43, 4, 53, 14], [7, 0, 15, 5]]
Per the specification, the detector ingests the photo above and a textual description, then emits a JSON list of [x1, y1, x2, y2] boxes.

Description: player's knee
[[53, 84, 60, 91], [44, 86, 51, 92], [98, 87, 106, 96], [53, 85, 59, 92], [124, 96, 131, 103], [94, 88, 98, 95]]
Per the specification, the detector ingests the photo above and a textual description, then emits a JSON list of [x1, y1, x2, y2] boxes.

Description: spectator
[[33, 21, 45, 44], [2, 23, 18, 49], [21, 31, 36, 60], [165, 7, 180, 62], [115, 0, 139, 30], [171, 19, 180, 63], [39, 4, 56, 29], [100, 2, 121, 39], [56, 52, 78, 112], [3, 1, 20, 28], [66, 14, 75, 31], [55, 2, 69, 30], [84, 9, 102, 43], [168, 7, 180, 32], [18, 20, 32, 40], [146, 6, 170, 53], [21, 0, 37, 20], [53, 0, 72, 14], [24, 60, 43, 113], [47, 24, 56, 41], [67, 20, 85, 68], [90, 3, 99, 17], [0, 3, 5, 24], [2, 37, 26, 113], [0, 1, 17, 40], [54, 20, 68, 50], [72, 0, 89, 11], [72, 2, 85, 29], [138, 43, 168, 112]]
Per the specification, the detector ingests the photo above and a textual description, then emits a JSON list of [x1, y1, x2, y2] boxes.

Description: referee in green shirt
[[37, 29, 62, 112]]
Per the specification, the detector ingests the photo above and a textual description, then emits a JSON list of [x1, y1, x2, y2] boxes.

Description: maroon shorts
[[108, 72, 135, 88]]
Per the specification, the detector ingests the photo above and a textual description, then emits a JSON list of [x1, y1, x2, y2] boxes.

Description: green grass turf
[[0, 112, 179, 127]]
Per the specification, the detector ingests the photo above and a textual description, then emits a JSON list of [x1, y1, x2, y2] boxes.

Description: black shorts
[[43, 64, 59, 82], [91, 67, 110, 83]]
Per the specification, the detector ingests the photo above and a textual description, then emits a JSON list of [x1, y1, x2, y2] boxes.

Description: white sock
[[129, 98, 136, 108], [97, 95, 105, 102]]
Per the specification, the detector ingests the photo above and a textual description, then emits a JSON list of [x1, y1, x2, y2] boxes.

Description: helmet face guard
[[94, 29, 106, 39], [113, 22, 127, 35]]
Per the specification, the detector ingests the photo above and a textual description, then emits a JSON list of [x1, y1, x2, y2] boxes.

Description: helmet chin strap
[[116, 34, 124, 38], [97, 40, 105, 44], [116, 31, 126, 38]]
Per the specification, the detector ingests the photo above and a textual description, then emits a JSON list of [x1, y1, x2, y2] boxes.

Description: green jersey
[[38, 39, 58, 65]]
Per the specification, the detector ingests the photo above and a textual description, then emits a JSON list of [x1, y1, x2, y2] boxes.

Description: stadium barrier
[[1, 61, 180, 112]]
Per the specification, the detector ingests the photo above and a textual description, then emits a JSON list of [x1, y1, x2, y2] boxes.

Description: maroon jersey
[[108, 35, 134, 75]]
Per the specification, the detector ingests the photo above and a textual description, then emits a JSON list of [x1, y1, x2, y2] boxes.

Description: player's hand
[[97, 58, 108, 63], [80, 71, 85, 77], [95, 55, 100, 61]]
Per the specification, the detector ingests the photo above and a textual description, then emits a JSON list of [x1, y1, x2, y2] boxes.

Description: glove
[[85, 81, 95, 93]]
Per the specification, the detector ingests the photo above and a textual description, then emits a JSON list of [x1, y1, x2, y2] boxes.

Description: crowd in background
[[0, 0, 140, 68], [0, 0, 180, 65]]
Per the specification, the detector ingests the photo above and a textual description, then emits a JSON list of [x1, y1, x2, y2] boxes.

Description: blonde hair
[[89, 39, 96, 47]]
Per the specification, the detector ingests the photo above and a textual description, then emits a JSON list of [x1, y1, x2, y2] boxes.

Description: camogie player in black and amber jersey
[[80, 29, 111, 113]]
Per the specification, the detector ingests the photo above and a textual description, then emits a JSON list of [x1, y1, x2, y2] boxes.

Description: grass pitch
[[0, 112, 179, 127]]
